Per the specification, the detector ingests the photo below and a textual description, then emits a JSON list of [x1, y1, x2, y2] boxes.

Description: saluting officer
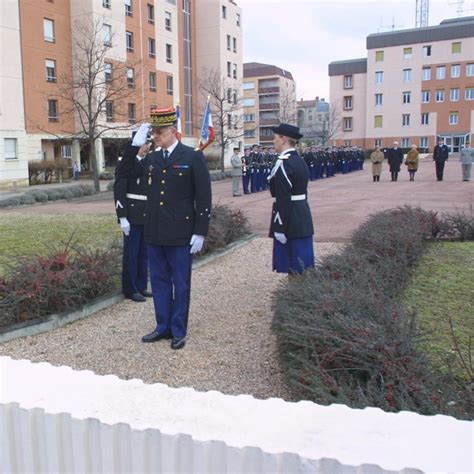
[[114, 133, 152, 303], [268, 124, 315, 274], [135, 108, 212, 350]]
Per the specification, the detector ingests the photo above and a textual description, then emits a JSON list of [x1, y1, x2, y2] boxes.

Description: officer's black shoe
[[171, 337, 186, 350], [128, 292, 146, 302], [139, 289, 153, 298], [142, 331, 172, 343]]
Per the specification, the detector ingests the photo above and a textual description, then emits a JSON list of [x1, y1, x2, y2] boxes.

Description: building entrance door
[[439, 135, 466, 153]]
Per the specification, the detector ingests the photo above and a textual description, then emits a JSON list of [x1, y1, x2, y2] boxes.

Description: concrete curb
[[0, 234, 258, 343]]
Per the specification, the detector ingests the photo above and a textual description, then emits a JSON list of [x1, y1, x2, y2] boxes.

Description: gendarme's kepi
[[150, 107, 177, 128], [271, 123, 303, 140]]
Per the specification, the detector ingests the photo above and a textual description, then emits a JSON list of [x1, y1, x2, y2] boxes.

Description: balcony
[[258, 86, 279, 94], [259, 102, 280, 111], [259, 118, 279, 126]]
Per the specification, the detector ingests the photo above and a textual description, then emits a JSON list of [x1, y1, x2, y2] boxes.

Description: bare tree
[[50, 18, 143, 192], [315, 105, 342, 146], [197, 68, 245, 172], [278, 80, 297, 124]]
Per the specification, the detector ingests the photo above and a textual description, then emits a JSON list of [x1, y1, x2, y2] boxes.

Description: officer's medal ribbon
[[148, 164, 154, 185]]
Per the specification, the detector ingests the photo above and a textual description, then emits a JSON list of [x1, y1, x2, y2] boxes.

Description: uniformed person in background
[[241, 148, 251, 194], [250, 144, 259, 193], [230, 146, 242, 196], [268, 123, 314, 274], [133, 108, 212, 350], [114, 131, 152, 303]]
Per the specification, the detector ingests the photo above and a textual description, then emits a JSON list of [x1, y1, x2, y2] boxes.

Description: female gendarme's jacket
[[268, 149, 314, 239], [405, 149, 419, 171]]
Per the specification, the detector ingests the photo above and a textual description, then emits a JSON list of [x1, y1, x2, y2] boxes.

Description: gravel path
[[0, 238, 341, 400]]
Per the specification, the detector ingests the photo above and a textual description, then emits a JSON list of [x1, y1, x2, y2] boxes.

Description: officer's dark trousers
[[122, 224, 148, 296], [242, 174, 250, 193], [250, 171, 258, 192], [435, 161, 445, 181], [148, 244, 192, 339]]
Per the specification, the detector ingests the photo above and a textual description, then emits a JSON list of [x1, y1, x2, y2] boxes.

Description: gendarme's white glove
[[119, 217, 131, 236], [274, 232, 287, 245], [190, 234, 204, 254], [132, 123, 151, 147]]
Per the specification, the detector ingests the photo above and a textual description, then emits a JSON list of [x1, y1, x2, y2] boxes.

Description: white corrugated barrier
[[0, 356, 472, 473]]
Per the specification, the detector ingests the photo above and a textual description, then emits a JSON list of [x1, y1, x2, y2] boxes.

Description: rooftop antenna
[[415, 0, 429, 27], [379, 16, 404, 31], [447, 0, 474, 16]]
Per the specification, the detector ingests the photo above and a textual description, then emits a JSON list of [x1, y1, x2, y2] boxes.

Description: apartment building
[[297, 97, 330, 145], [243, 62, 296, 147], [0, 0, 239, 187], [329, 16, 474, 152], [196, 0, 243, 163]]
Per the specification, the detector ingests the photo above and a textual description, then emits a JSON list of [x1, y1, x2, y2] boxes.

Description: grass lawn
[[0, 213, 121, 276], [403, 241, 474, 382]]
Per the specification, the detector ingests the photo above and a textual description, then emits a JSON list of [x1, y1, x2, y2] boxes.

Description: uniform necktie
[[164, 149, 169, 160]]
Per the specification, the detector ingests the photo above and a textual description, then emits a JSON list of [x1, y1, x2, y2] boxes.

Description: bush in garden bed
[[272, 206, 474, 419]]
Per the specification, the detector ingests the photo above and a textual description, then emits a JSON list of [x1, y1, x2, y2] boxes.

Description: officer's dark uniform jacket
[[114, 142, 147, 226], [433, 144, 449, 162], [140, 142, 212, 247], [268, 149, 314, 239]]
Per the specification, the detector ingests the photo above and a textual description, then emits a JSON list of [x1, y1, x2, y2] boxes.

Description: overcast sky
[[238, 0, 472, 101]]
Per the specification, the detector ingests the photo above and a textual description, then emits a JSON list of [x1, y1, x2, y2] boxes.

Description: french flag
[[197, 99, 216, 151], [175, 104, 182, 141]]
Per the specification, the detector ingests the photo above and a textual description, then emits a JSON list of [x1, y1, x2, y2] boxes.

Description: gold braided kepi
[[150, 107, 177, 128]]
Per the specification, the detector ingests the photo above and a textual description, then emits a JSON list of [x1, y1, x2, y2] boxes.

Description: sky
[[238, 0, 473, 101]]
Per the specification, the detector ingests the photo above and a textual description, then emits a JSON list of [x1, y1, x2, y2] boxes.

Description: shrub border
[[0, 233, 258, 343]]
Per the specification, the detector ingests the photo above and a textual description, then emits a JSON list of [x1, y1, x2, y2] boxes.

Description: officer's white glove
[[132, 123, 151, 147], [190, 234, 204, 254], [274, 232, 287, 245], [119, 217, 131, 236]]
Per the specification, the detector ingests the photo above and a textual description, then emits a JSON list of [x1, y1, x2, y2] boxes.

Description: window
[[435, 90, 444, 102], [420, 137, 428, 148], [451, 64, 460, 78], [466, 63, 474, 77], [232, 63, 237, 79], [61, 145, 72, 158], [465, 87, 474, 100], [4, 138, 18, 160], [375, 71, 384, 84], [374, 138, 383, 147], [375, 93, 383, 106], [403, 47, 412, 59], [243, 98, 255, 107], [222, 5, 227, 19], [105, 101, 114, 122], [450, 88, 460, 101], [452, 42, 461, 54], [127, 67, 134, 87], [104, 62, 112, 83], [165, 11, 171, 31], [422, 45, 431, 57], [244, 114, 255, 122], [125, 0, 132, 16], [343, 75, 353, 89], [402, 114, 410, 126], [148, 38, 156, 58], [227, 34, 231, 51], [227, 114, 232, 129], [422, 67, 431, 81], [43, 19, 54, 42], [166, 44, 172, 63], [148, 4, 155, 23], [103, 0, 111, 8], [126, 31, 133, 52], [374, 115, 383, 128], [375, 50, 384, 62], [402, 138, 410, 148], [232, 90, 237, 104], [149, 72, 156, 92], [166, 75, 173, 95], [449, 112, 458, 125], [243, 82, 254, 90], [244, 129, 255, 138], [48, 99, 58, 122], [227, 61, 231, 78], [403, 91, 411, 104], [421, 90, 430, 103], [403, 69, 412, 82], [227, 88, 232, 103], [236, 13, 240, 26], [343, 96, 353, 110], [45, 59, 56, 82], [128, 103, 136, 123], [344, 140, 352, 146], [233, 37, 237, 53], [103, 24, 112, 47], [436, 66, 445, 80], [343, 117, 353, 131], [421, 113, 429, 125]]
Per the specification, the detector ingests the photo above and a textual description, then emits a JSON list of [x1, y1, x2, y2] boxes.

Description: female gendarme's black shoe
[[139, 289, 153, 297], [141, 331, 172, 343]]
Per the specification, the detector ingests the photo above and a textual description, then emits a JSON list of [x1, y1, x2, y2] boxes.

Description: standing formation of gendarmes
[[236, 144, 365, 195]]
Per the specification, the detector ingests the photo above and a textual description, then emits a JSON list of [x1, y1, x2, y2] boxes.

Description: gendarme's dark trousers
[[122, 224, 148, 296], [435, 161, 445, 181], [148, 244, 192, 339]]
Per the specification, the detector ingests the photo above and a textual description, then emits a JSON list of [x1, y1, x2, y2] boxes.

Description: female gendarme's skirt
[[272, 236, 315, 274]]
